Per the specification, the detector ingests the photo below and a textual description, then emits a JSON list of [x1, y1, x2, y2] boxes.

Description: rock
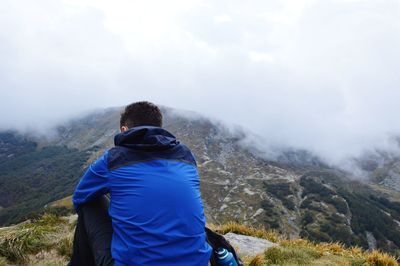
[[224, 233, 278, 257]]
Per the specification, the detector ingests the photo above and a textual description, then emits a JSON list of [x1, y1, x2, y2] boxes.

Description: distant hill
[[1, 106, 400, 254]]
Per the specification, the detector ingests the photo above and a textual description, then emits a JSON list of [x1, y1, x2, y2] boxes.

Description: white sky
[[1, 0, 400, 161]]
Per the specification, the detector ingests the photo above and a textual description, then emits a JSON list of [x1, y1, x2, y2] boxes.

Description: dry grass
[[279, 239, 398, 266], [0, 223, 51, 263], [56, 233, 74, 260], [0, 217, 398, 266], [248, 254, 265, 266], [28, 250, 68, 266], [210, 222, 398, 266], [210, 221, 280, 243], [0, 256, 8, 266], [0, 214, 69, 264], [366, 250, 398, 266]]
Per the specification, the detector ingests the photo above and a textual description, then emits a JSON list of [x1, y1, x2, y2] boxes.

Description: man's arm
[[72, 151, 110, 210]]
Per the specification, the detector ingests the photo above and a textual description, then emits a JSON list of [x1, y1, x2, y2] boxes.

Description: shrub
[[264, 181, 296, 210], [302, 211, 314, 225], [307, 228, 332, 243], [329, 213, 346, 224], [326, 197, 348, 214]]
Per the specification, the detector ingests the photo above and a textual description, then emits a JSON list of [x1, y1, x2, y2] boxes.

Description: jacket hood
[[114, 126, 179, 151]]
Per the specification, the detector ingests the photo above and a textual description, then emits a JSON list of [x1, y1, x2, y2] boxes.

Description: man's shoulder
[[107, 146, 134, 171], [172, 143, 197, 166], [107, 144, 197, 171]]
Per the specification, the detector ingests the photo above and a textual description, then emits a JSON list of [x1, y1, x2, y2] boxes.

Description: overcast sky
[[1, 0, 400, 161]]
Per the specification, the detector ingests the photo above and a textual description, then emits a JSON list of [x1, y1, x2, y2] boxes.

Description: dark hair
[[120, 101, 163, 128]]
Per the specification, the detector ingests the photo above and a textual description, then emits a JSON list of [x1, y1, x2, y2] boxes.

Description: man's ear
[[120, 126, 129, 132]]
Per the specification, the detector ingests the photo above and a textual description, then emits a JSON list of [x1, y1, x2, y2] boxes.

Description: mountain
[[352, 138, 400, 191], [1, 106, 400, 255]]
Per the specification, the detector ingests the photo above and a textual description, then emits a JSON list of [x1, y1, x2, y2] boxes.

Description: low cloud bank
[[1, 0, 400, 164]]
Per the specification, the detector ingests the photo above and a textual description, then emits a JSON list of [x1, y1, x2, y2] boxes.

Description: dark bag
[[205, 227, 244, 266]]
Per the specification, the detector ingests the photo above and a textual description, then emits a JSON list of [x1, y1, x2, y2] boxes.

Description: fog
[[1, 0, 400, 162]]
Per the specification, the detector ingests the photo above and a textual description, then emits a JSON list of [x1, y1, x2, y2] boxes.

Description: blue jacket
[[73, 126, 212, 266]]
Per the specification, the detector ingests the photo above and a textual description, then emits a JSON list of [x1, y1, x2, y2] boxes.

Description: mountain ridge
[[1, 106, 400, 254]]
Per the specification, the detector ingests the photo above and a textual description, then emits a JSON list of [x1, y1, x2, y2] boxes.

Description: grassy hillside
[[0, 143, 91, 225], [0, 212, 397, 266]]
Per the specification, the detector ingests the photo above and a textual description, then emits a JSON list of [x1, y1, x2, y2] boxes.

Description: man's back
[[73, 126, 212, 265]]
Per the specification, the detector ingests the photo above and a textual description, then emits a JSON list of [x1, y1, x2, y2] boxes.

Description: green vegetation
[[298, 173, 400, 254], [265, 180, 297, 211], [263, 246, 325, 265], [0, 131, 37, 159], [261, 180, 298, 231], [300, 177, 348, 214], [340, 189, 400, 253], [0, 138, 90, 225], [261, 199, 281, 230]]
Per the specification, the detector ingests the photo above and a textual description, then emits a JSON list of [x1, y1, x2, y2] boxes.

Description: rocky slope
[[1, 106, 400, 254], [353, 138, 400, 191]]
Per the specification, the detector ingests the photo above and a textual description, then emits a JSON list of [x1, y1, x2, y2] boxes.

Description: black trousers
[[69, 196, 114, 266]]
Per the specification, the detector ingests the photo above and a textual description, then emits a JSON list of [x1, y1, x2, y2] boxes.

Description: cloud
[[0, 0, 129, 129], [0, 0, 400, 162], [249, 52, 275, 63], [214, 14, 232, 24]]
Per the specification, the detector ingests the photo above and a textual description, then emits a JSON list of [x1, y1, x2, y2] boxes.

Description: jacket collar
[[114, 126, 179, 151]]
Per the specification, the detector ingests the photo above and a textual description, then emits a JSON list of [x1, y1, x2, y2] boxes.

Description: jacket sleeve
[[72, 151, 110, 210]]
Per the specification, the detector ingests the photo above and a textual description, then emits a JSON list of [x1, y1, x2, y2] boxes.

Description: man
[[70, 101, 212, 266]]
